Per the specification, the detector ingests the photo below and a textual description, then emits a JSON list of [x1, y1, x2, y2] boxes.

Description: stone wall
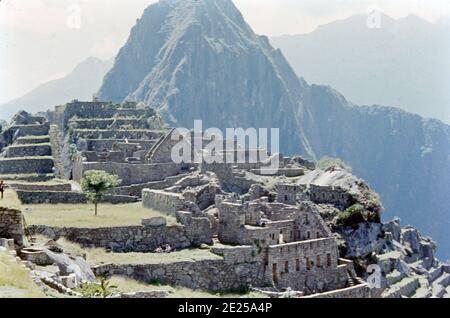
[[0, 207, 24, 246], [142, 190, 185, 215], [15, 136, 50, 145], [112, 174, 188, 197], [86, 139, 156, 153], [16, 190, 138, 205], [73, 129, 164, 141], [302, 283, 370, 298], [72, 161, 183, 186], [0, 157, 54, 174], [49, 125, 65, 178], [5, 144, 52, 158], [93, 258, 265, 292], [7, 124, 49, 138], [9, 183, 72, 192], [264, 238, 345, 292], [176, 212, 213, 246], [29, 218, 211, 252], [309, 185, 355, 210]]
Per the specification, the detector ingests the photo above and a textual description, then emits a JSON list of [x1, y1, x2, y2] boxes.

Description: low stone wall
[[9, 182, 72, 192], [73, 161, 183, 186], [5, 144, 52, 158], [0, 207, 24, 246], [93, 258, 265, 292], [302, 283, 370, 298], [86, 139, 156, 153], [73, 129, 164, 141], [29, 218, 211, 252], [142, 190, 185, 214], [112, 174, 188, 197], [16, 190, 138, 205], [0, 157, 54, 174], [15, 136, 50, 145], [8, 124, 49, 137]]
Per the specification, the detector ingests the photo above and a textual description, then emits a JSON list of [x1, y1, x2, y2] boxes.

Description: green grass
[[0, 189, 22, 209], [25, 202, 176, 228], [109, 276, 268, 298], [0, 251, 45, 298], [1, 189, 176, 228], [8, 179, 71, 186], [49, 238, 220, 265]]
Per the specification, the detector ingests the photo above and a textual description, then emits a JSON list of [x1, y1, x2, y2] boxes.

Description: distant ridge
[[0, 57, 113, 120], [271, 13, 450, 124]]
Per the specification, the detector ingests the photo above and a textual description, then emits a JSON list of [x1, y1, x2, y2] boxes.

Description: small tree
[[81, 170, 120, 216]]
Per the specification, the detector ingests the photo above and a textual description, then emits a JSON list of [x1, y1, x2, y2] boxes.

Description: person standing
[[0, 180, 5, 199]]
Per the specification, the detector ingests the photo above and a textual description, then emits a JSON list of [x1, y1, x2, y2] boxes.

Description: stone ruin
[[1, 100, 449, 298]]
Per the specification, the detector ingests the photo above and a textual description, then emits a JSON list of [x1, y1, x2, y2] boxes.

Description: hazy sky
[[1, 0, 450, 103]]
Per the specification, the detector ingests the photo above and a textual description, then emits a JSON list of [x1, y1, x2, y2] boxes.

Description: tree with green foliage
[[81, 170, 120, 216]]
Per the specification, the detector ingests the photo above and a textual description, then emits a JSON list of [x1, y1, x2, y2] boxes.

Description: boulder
[[44, 249, 95, 283], [141, 217, 167, 228]]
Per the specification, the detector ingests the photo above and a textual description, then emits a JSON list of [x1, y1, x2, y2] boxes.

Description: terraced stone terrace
[[2, 190, 176, 228]]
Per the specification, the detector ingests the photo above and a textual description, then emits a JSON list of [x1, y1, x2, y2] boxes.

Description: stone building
[[216, 186, 363, 294]]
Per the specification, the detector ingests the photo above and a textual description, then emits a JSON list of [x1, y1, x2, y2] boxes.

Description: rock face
[[98, 0, 450, 259], [98, 0, 310, 155]]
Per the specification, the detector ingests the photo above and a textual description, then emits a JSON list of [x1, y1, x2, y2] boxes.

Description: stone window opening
[[316, 231, 320, 238], [285, 261, 289, 273], [296, 259, 300, 271], [327, 253, 332, 267], [272, 263, 278, 283], [317, 255, 321, 268], [307, 231, 311, 239], [306, 257, 311, 270]]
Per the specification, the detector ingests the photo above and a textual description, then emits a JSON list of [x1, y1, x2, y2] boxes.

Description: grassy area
[[109, 276, 268, 298], [0, 189, 22, 209], [0, 250, 45, 298], [1, 189, 176, 228], [7, 179, 71, 186], [50, 237, 220, 265]]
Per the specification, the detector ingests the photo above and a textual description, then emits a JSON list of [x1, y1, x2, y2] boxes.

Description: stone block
[[142, 217, 167, 228]]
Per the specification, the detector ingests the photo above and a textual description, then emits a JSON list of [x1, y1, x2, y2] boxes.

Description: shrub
[[317, 156, 352, 173], [337, 204, 366, 227]]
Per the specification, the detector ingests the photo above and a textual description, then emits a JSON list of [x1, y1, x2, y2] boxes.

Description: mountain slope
[[97, 0, 450, 259], [98, 0, 313, 156], [0, 57, 113, 120], [271, 14, 450, 123]]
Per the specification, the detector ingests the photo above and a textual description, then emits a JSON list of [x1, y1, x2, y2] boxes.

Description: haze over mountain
[[271, 14, 450, 124], [0, 57, 113, 120], [98, 0, 450, 259]]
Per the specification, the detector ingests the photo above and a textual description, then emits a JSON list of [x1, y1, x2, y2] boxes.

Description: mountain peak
[[98, 0, 309, 155]]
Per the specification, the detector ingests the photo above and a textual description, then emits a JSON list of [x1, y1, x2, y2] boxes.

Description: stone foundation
[[5, 144, 52, 158], [29, 218, 211, 252], [0, 157, 54, 174], [0, 207, 24, 246], [16, 190, 138, 204], [142, 190, 185, 214]]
